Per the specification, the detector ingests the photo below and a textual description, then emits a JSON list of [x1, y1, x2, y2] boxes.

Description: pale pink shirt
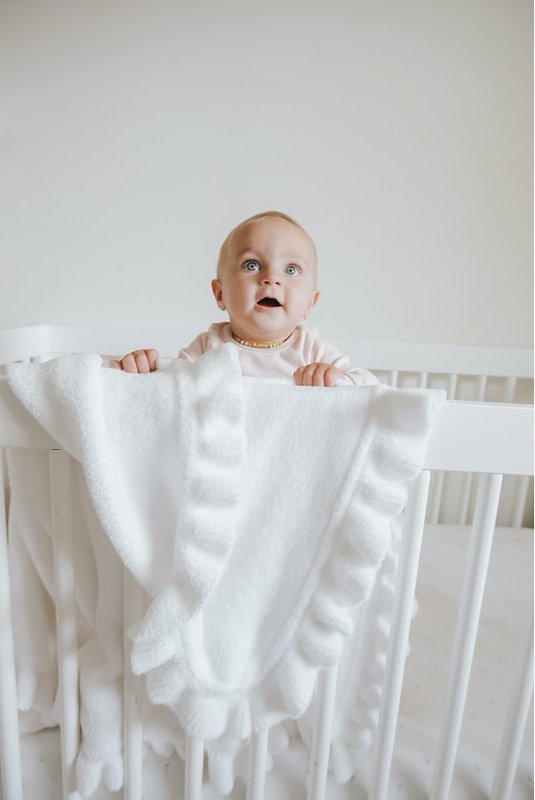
[[178, 323, 379, 386]]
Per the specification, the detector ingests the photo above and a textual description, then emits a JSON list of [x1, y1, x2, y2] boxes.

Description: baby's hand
[[109, 349, 159, 373], [294, 362, 345, 387]]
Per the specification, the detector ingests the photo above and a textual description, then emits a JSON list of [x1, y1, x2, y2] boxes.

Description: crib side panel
[[372, 367, 534, 528], [0, 343, 533, 800]]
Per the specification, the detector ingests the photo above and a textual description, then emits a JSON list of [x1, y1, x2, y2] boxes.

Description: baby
[[110, 211, 378, 387]]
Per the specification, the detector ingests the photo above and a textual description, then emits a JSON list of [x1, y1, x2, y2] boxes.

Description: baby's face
[[212, 217, 319, 343]]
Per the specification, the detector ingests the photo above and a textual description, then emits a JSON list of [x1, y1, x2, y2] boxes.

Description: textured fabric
[[6, 346, 444, 796], [179, 322, 379, 385], [6, 449, 126, 797]]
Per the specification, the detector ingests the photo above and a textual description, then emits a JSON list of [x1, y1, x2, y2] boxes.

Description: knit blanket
[[5, 345, 444, 797]]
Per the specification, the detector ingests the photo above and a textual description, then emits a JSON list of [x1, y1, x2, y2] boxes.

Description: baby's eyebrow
[[236, 249, 259, 259], [236, 248, 309, 267], [279, 250, 307, 262]]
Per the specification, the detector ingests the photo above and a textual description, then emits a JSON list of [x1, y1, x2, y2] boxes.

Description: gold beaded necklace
[[230, 330, 293, 349]]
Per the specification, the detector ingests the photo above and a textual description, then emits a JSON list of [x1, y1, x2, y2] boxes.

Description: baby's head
[[212, 211, 319, 344]]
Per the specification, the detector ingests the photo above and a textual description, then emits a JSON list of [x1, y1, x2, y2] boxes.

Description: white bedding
[[5, 350, 443, 797], [14, 523, 533, 800]]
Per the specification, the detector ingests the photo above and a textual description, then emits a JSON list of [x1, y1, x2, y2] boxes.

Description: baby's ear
[[304, 289, 320, 317], [211, 278, 226, 310]]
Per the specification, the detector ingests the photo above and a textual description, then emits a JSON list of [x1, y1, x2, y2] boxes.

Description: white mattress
[[12, 524, 534, 800]]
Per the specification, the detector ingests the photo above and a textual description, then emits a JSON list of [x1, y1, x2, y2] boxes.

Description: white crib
[[0, 324, 533, 800]]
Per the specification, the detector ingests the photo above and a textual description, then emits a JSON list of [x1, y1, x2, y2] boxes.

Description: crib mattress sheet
[[13, 524, 534, 800]]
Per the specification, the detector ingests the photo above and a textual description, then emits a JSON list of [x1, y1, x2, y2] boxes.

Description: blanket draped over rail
[[6, 345, 444, 797]]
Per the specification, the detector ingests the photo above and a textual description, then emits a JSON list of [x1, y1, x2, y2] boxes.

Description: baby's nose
[[261, 271, 280, 285]]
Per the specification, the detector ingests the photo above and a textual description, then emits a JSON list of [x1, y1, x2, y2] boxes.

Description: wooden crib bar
[[247, 730, 269, 800], [185, 736, 204, 800], [123, 571, 144, 800], [512, 474, 530, 528], [306, 664, 339, 800], [430, 473, 503, 800], [49, 449, 80, 800], [369, 469, 431, 800], [490, 608, 534, 800], [0, 456, 24, 800]]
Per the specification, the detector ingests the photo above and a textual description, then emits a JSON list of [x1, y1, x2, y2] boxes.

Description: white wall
[[1, 0, 532, 347]]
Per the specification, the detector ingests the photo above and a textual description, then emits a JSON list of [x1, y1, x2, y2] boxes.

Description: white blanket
[[6, 345, 444, 796]]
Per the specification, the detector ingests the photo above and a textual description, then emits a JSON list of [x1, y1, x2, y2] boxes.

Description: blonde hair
[[216, 210, 317, 278]]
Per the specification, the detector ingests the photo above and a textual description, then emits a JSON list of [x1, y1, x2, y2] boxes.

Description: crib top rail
[[334, 337, 534, 378], [1, 377, 533, 476], [1, 324, 533, 378]]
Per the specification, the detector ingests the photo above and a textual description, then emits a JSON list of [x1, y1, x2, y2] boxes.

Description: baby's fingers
[[310, 363, 331, 386], [144, 349, 160, 371], [294, 363, 343, 387], [323, 367, 343, 387], [293, 363, 328, 386], [294, 364, 317, 385], [110, 349, 159, 373], [293, 365, 309, 385], [129, 349, 158, 373], [122, 353, 143, 373]]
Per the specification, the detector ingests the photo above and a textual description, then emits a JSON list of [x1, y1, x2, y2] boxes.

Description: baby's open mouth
[[257, 297, 281, 307]]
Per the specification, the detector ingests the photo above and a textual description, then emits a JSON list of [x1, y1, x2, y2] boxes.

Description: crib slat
[[447, 372, 458, 400], [430, 472, 503, 800], [429, 373, 458, 523], [503, 376, 517, 403], [460, 377, 487, 524], [458, 472, 473, 525], [306, 664, 339, 800], [185, 736, 204, 800], [50, 449, 80, 800], [0, 451, 24, 800], [388, 370, 398, 388], [476, 375, 488, 402], [428, 471, 444, 524], [458, 376, 488, 525], [368, 469, 431, 800], [123, 568, 145, 800], [512, 474, 529, 528], [418, 371, 428, 389], [490, 609, 534, 800], [246, 730, 269, 800]]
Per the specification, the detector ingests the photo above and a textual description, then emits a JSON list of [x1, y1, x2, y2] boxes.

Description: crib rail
[[0, 384, 533, 799], [1, 377, 533, 473], [1, 324, 533, 530], [1, 325, 533, 378]]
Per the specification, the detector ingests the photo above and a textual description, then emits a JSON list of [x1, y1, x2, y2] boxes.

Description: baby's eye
[[242, 259, 260, 272], [284, 265, 299, 276]]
